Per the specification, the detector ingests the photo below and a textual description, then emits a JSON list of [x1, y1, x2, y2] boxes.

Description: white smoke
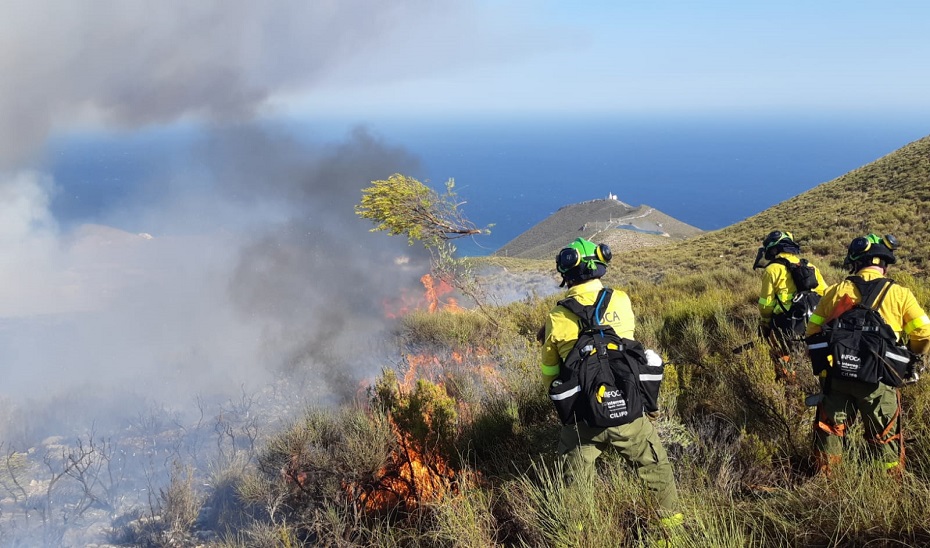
[[0, 125, 429, 438], [0, 0, 522, 434], [0, 4, 549, 544], [0, 171, 65, 316]]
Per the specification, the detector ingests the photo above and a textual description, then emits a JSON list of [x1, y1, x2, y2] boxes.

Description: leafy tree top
[[356, 174, 489, 249]]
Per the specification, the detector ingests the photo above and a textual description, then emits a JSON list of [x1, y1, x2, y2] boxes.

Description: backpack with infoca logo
[[547, 288, 663, 427], [806, 276, 915, 387], [770, 257, 822, 337]]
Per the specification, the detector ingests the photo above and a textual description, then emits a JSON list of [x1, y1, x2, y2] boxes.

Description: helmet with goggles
[[761, 230, 799, 259], [555, 238, 612, 286], [753, 230, 801, 269], [844, 233, 898, 272]]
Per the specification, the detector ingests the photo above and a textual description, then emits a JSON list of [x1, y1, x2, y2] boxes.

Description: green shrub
[[400, 309, 499, 348]]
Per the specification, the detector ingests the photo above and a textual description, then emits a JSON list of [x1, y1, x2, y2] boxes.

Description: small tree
[[356, 174, 487, 247], [356, 174, 493, 313]]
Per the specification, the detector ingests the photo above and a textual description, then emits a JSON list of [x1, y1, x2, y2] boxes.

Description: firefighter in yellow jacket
[[540, 237, 682, 530], [806, 233, 930, 473], [755, 230, 828, 366]]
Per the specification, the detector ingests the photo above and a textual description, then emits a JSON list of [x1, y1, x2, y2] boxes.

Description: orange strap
[[813, 403, 847, 437]]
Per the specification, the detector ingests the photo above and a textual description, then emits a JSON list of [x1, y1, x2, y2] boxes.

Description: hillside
[[493, 197, 703, 260], [12, 135, 929, 547], [253, 131, 930, 546], [484, 135, 930, 286]]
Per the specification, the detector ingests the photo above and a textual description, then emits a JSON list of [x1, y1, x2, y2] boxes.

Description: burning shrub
[[362, 370, 458, 511], [241, 406, 395, 532], [388, 377, 458, 458]]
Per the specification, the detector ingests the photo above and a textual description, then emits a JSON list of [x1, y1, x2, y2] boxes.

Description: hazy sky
[[285, 1, 930, 118], [1, 1, 928, 163]]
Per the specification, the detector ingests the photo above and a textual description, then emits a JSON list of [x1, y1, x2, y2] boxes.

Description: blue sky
[[286, 1, 930, 118]]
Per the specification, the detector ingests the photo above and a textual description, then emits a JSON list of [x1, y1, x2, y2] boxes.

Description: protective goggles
[[763, 230, 794, 249], [556, 242, 612, 273], [848, 233, 899, 259]]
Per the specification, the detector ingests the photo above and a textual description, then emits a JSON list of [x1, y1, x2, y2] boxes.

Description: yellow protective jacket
[[540, 278, 634, 385], [758, 252, 828, 325], [806, 268, 930, 354]]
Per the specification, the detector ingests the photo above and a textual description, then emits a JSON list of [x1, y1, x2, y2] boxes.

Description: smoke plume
[[0, 0, 538, 440]]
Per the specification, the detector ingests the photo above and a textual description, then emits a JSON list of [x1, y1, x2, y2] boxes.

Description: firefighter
[[806, 233, 930, 474], [540, 237, 683, 532], [755, 230, 828, 370]]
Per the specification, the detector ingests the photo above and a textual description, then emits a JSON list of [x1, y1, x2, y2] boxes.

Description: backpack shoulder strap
[[769, 257, 791, 268], [558, 288, 613, 328], [871, 279, 895, 310], [847, 276, 895, 310]]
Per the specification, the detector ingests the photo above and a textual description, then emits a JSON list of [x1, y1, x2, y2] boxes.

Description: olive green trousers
[[559, 415, 680, 516], [813, 378, 902, 469]]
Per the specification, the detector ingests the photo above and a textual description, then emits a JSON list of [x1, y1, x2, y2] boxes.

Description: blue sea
[[45, 112, 930, 256]]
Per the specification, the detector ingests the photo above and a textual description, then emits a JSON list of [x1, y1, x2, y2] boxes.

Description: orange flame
[[421, 273, 462, 313], [382, 273, 463, 318], [356, 417, 455, 511], [346, 340, 500, 512]]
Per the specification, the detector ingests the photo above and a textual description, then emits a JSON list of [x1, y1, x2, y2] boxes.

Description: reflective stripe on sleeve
[[809, 314, 825, 326], [808, 342, 828, 350], [758, 297, 774, 306], [540, 363, 560, 376], [904, 315, 930, 334]]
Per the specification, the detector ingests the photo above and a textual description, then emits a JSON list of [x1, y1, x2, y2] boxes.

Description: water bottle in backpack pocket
[[639, 348, 665, 414], [611, 339, 664, 414]]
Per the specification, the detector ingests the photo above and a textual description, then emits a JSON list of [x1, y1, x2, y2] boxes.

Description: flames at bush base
[[354, 416, 456, 512], [346, 347, 497, 513], [342, 272, 497, 512]]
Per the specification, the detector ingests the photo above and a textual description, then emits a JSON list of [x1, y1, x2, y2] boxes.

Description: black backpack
[[806, 276, 914, 387], [770, 258, 822, 337], [547, 288, 662, 427]]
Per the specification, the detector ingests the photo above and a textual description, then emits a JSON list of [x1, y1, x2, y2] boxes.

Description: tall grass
[[199, 261, 930, 546]]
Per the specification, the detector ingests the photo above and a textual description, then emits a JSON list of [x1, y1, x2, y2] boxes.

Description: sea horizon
[[45, 111, 930, 257]]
